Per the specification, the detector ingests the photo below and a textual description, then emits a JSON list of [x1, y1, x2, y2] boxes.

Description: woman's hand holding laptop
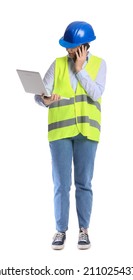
[[41, 93, 61, 106]]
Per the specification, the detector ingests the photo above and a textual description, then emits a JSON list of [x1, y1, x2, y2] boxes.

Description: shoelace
[[79, 232, 88, 243], [53, 232, 65, 242]]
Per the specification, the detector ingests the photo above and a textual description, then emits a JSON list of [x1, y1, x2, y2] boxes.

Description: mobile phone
[[73, 43, 90, 62]]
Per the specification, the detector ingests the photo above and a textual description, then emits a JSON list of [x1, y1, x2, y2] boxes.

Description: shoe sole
[[52, 244, 65, 250], [77, 243, 91, 250], [52, 240, 66, 250]]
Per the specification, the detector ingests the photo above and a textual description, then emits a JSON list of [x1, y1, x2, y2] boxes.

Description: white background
[[0, 0, 133, 278]]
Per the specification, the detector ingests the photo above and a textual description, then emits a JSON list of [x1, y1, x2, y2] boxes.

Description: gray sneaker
[[52, 232, 66, 250], [78, 228, 91, 250]]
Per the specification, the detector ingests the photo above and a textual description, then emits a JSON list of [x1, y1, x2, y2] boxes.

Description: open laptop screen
[[16, 69, 51, 97]]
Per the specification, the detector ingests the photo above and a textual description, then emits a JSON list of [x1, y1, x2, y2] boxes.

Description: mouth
[[68, 53, 75, 58]]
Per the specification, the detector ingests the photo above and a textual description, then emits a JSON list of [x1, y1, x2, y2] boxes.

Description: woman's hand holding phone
[[74, 44, 89, 73]]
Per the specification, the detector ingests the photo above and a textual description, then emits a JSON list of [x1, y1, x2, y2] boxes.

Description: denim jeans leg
[[73, 136, 98, 229], [49, 139, 73, 232]]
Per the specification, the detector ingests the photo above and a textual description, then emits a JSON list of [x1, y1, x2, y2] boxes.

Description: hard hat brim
[[59, 37, 81, 48], [59, 36, 96, 48]]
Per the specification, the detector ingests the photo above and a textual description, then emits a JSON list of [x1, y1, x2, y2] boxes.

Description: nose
[[66, 48, 74, 53]]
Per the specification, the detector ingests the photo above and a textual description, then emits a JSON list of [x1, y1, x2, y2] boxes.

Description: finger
[[52, 94, 61, 101], [51, 94, 55, 101], [81, 45, 84, 52], [81, 45, 86, 54], [53, 94, 58, 101], [77, 47, 82, 55], [55, 94, 61, 101]]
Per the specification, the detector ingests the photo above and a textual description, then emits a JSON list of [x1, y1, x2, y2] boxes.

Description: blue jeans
[[49, 134, 98, 232]]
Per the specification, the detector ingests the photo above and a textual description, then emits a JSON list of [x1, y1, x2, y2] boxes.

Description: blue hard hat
[[59, 21, 96, 48]]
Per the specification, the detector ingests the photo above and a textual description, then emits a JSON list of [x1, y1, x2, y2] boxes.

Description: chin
[[69, 54, 74, 59]]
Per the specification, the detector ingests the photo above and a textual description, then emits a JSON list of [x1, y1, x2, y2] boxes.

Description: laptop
[[16, 69, 51, 97]]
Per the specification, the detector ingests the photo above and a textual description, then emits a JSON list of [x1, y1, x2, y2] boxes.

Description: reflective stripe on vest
[[48, 55, 102, 142], [48, 117, 100, 132]]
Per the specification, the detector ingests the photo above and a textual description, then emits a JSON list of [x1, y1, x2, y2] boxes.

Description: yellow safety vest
[[48, 55, 102, 142]]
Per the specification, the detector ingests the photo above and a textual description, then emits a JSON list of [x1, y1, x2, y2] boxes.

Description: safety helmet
[[59, 21, 96, 49]]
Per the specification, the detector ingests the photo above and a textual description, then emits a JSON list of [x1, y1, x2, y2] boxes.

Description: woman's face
[[66, 46, 80, 59]]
